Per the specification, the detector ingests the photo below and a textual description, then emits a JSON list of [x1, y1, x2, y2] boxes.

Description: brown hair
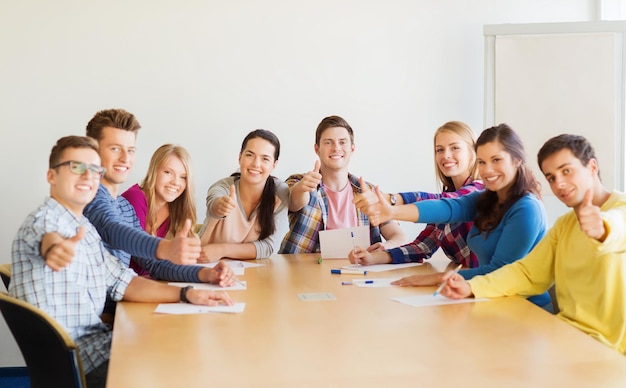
[[473, 124, 541, 235], [537, 134, 600, 179], [315, 115, 354, 146], [49, 136, 99, 167], [86, 108, 141, 140], [232, 129, 281, 240]]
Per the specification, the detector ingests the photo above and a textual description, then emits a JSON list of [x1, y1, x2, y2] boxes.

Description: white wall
[[0, 0, 595, 367], [486, 23, 626, 224]]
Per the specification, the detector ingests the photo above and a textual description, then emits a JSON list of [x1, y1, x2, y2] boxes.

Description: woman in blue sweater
[[355, 123, 551, 308]]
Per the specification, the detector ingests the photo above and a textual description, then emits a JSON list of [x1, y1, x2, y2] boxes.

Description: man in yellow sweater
[[440, 134, 626, 353]]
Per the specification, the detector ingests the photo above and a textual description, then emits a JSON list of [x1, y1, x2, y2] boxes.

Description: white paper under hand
[[168, 281, 247, 291], [391, 294, 489, 307], [155, 302, 246, 314]]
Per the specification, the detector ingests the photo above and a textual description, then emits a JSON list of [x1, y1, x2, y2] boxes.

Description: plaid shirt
[[10, 197, 135, 373], [387, 178, 484, 267], [279, 173, 383, 253]]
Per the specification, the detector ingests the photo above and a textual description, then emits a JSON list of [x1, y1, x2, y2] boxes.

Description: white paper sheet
[[297, 292, 336, 301], [318, 226, 370, 259], [168, 281, 247, 291], [391, 294, 489, 307], [155, 302, 246, 314], [223, 260, 265, 269], [342, 262, 423, 272], [194, 260, 265, 275]]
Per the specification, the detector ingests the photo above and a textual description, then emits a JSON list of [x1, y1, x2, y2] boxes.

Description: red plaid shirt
[[387, 178, 484, 267]]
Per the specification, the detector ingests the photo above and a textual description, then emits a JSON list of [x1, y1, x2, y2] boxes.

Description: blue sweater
[[84, 184, 202, 282], [416, 190, 551, 306]]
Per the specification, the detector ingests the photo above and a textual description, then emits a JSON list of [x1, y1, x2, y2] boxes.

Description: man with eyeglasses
[[42, 109, 229, 322], [50, 160, 106, 178], [10, 136, 235, 388]]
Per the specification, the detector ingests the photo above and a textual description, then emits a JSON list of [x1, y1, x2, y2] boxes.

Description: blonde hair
[[433, 121, 478, 191], [141, 144, 196, 237]]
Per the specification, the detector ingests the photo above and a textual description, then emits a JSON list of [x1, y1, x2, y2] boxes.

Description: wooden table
[[107, 254, 626, 387]]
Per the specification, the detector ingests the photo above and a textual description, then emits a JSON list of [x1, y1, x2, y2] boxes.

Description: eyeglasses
[[51, 160, 106, 179]]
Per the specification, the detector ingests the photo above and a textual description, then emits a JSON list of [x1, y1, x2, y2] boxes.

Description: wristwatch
[[180, 285, 193, 303], [389, 194, 397, 206]]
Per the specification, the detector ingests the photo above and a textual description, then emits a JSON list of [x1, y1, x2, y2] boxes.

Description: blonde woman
[[122, 144, 197, 276], [355, 124, 552, 309], [349, 121, 483, 267]]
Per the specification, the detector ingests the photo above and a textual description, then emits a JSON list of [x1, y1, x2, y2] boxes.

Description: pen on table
[[433, 264, 463, 296], [351, 231, 357, 254], [342, 280, 374, 285], [227, 272, 245, 287], [331, 269, 367, 275], [220, 266, 245, 287]]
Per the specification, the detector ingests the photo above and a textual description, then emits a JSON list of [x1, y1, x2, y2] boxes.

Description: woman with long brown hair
[[355, 124, 551, 309], [198, 129, 289, 261]]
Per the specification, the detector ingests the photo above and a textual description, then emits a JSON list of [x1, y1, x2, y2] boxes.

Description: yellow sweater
[[469, 190, 626, 353]]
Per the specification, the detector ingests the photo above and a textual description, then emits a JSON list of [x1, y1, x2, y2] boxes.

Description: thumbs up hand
[[42, 227, 86, 271], [574, 188, 606, 240], [213, 184, 238, 218], [157, 219, 201, 265], [288, 160, 323, 212], [354, 185, 393, 227], [298, 160, 322, 193], [353, 177, 379, 213], [370, 186, 394, 226]]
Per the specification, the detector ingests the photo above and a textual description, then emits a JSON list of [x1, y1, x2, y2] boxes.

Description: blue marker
[[351, 231, 357, 253], [342, 280, 374, 285], [331, 269, 367, 275]]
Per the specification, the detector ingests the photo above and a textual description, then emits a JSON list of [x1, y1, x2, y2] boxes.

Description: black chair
[[0, 291, 87, 388], [548, 284, 560, 314], [0, 264, 10, 289]]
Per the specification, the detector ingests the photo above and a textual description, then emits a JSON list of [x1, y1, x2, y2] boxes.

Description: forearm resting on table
[[379, 222, 406, 248], [122, 276, 179, 302]]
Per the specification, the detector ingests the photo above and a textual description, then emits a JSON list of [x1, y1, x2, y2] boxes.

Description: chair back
[[0, 264, 10, 289], [0, 292, 87, 388]]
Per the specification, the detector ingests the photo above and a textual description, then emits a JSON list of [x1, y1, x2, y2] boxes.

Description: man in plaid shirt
[[10, 136, 234, 388], [280, 115, 405, 254]]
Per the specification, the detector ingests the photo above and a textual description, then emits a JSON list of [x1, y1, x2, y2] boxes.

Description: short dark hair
[[537, 134, 598, 176], [49, 136, 99, 167], [85, 109, 141, 141], [315, 116, 354, 146]]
